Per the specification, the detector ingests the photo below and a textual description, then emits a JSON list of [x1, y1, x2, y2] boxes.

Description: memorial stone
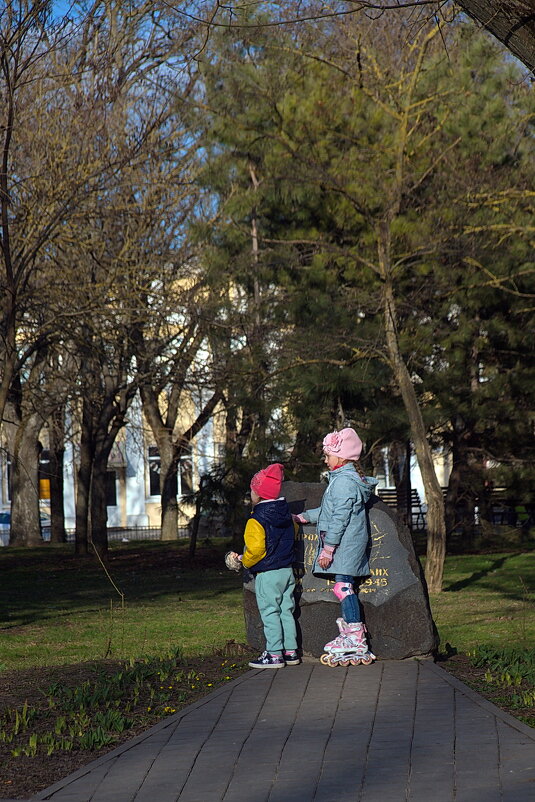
[[243, 480, 439, 659]]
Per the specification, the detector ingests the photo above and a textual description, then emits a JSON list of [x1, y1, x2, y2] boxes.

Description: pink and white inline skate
[[320, 618, 376, 667]]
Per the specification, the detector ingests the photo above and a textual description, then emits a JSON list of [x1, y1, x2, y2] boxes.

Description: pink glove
[[292, 513, 308, 524], [318, 544, 335, 569]]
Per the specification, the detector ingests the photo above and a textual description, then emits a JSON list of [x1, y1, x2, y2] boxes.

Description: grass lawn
[[428, 551, 535, 654], [1, 542, 533, 669], [0, 540, 246, 670]]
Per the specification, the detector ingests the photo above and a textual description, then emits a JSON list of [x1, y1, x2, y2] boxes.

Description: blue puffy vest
[[249, 498, 295, 574]]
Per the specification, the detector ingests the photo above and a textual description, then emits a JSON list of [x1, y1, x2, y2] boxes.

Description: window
[[147, 445, 193, 497], [39, 449, 51, 500], [4, 453, 11, 502], [105, 471, 117, 506], [148, 446, 161, 497], [4, 451, 53, 502], [179, 452, 193, 496]]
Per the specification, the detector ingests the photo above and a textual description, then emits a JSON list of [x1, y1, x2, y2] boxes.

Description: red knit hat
[[250, 463, 284, 500]]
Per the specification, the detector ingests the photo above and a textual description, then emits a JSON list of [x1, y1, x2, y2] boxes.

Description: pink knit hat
[[322, 428, 363, 461], [250, 463, 284, 500]]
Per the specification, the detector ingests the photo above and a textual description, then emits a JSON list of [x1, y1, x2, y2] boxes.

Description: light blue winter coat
[[302, 464, 378, 578]]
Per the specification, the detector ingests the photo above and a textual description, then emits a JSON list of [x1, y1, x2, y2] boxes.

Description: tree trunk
[[0, 82, 17, 429], [90, 452, 109, 562], [48, 407, 66, 543], [225, 397, 239, 455], [159, 440, 180, 541], [446, 413, 484, 550], [478, 478, 494, 526], [0, 311, 16, 434], [389, 440, 411, 528], [457, 0, 535, 72], [445, 442, 462, 538], [75, 402, 93, 556], [9, 413, 42, 547], [222, 404, 256, 544], [382, 278, 446, 592], [189, 475, 206, 559]]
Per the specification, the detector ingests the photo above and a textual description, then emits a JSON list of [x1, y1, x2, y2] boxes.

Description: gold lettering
[[304, 542, 316, 568]]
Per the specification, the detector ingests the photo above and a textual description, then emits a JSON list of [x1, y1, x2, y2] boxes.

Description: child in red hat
[[226, 463, 299, 668]]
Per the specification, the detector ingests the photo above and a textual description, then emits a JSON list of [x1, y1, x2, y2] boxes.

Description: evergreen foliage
[[194, 7, 534, 533]]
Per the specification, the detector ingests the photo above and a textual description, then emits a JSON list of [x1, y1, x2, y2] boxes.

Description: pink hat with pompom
[[322, 428, 363, 461], [250, 463, 284, 500]]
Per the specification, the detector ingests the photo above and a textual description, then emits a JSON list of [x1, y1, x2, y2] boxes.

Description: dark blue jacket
[[242, 498, 295, 574]]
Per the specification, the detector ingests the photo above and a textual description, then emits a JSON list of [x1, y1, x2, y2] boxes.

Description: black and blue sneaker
[[283, 650, 301, 666], [248, 651, 285, 669]]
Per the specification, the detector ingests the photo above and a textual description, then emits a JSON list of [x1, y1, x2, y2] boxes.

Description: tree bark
[[75, 401, 93, 556], [159, 439, 180, 542], [48, 407, 66, 543], [90, 452, 109, 562], [445, 435, 462, 538], [189, 475, 207, 559], [389, 440, 411, 529], [457, 0, 535, 72], [0, 31, 18, 428], [447, 421, 485, 549], [8, 412, 42, 547], [138, 384, 181, 542], [382, 277, 446, 593]]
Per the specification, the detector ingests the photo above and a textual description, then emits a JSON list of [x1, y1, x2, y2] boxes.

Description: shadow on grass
[[0, 541, 242, 629], [443, 554, 513, 592]]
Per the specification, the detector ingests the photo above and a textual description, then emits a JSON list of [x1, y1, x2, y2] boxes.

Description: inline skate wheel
[[361, 655, 374, 665], [320, 654, 338, 667]]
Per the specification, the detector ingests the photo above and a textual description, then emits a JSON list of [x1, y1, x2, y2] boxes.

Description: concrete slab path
[[5, 659, 534, 802]]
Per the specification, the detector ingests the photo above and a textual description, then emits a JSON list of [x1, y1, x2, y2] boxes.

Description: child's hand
[[224, 551, 243, 572], [318, 544, 335, 569], [292, 513, 307, 524]]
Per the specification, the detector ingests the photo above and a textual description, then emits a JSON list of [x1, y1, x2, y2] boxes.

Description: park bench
[[376, 488, 426, 531]]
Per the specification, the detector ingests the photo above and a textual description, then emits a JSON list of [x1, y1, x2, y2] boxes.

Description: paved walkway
[[6, 660, 535, 802]]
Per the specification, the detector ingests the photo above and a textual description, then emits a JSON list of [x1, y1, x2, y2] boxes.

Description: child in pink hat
[[226, 463, 299, 669], [295, 428, 378, 666]]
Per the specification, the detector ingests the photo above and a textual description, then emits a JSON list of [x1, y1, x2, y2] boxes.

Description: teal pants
[[255, 566, 297, 655]]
